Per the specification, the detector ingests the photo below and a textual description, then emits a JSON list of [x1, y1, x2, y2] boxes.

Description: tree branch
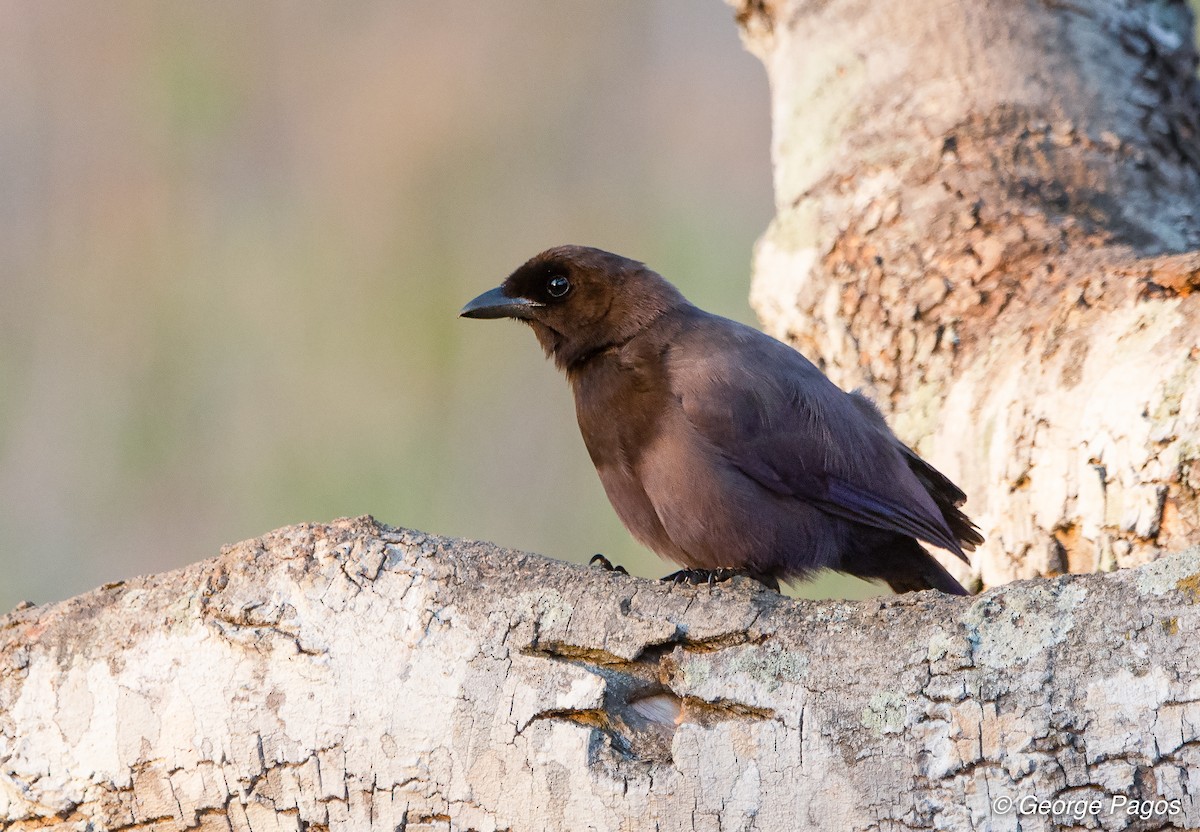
[[3, 517, 1198, 830]]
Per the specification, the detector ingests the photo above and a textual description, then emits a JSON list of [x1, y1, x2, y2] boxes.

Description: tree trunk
[[2, 518, 1199, 831], [733, 0, 1200, 588]]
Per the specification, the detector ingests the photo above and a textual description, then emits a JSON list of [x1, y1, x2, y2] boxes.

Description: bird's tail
[[851, 537, 972, 596]]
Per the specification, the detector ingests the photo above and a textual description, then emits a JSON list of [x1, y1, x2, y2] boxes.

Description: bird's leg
[[589, 553, 628, 575], [660, 568, 780, 592]]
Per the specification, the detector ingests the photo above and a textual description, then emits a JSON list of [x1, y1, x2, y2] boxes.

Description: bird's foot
[[589, 554, 628, 575], [661, 568, 780, 592]]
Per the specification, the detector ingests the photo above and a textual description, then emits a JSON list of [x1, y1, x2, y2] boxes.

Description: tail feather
[[847, 536, 972, 596], [900, 445, 984, 553]]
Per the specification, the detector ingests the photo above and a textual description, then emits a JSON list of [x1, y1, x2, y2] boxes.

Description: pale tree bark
[[6, 5, 1200, 831], [732, 0, 1200, 588], [2, 517, 1199, 832]]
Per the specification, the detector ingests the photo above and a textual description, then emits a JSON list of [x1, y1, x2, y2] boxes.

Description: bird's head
[[460, 245, 685, 370]]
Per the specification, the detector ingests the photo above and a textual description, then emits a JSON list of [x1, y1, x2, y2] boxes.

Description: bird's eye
[[546, 275, 571, 298]]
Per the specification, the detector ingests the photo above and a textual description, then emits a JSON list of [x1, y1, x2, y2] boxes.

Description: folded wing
[[668, 314, 979, 559]]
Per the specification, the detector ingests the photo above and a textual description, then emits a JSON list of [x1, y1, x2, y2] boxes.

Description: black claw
[[590, 554, 628, 575], [660, 567, 779, 592], [661, 568, 723, 585]]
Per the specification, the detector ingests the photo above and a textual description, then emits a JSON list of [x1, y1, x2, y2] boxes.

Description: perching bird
[[461, 245, 981, 595]]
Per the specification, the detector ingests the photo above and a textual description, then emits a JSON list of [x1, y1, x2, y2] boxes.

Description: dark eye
[[546, 275, 570, 298]]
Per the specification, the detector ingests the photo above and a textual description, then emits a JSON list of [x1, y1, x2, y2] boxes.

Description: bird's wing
[[896, 442, 983, 550], [668, 316, 969, 559]]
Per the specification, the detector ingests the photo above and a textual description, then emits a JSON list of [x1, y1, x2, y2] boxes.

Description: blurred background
[[0, 0, 794, 610], [33, 0, 1177, 611]]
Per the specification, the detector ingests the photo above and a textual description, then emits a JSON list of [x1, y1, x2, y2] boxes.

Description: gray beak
[[459, 286, 544, 320]]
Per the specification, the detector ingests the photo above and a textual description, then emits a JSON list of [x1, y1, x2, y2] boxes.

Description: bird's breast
[[570, 351, 671, 471], [568, 351, 688, 558]]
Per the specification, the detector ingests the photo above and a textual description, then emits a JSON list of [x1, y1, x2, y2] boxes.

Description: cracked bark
[[730, 0, 1200, 587], [5, 4, 1200, 830], [2, 517, 1200, 831]]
